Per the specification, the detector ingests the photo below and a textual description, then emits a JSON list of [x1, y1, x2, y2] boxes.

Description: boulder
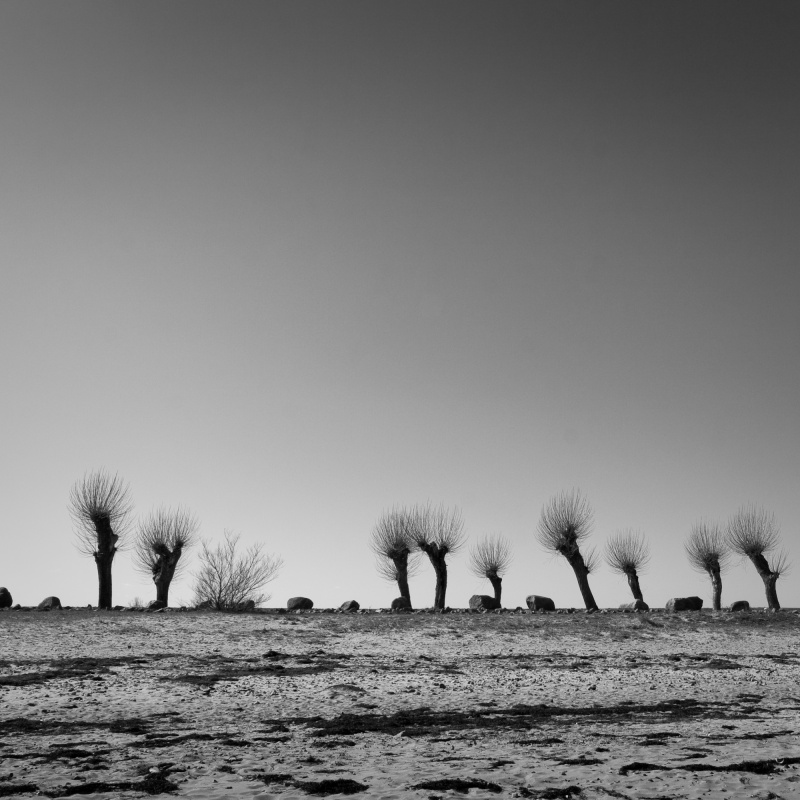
[[339, 600, 360, 612], [526, 594, 555, 612], [237, 599, 256, 612], [619, 600, 650, 611], [37, 596, 62, 610], [666, 596, 703, 612], [730, 600, 750, 612], [469, 594, 500, 611], [391, 596, 411, 611], [287, 596, 313, 611], [148, 600, 166, 611], [0, 587, 11, 609]]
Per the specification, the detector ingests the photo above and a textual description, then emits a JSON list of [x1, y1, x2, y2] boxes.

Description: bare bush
[[605, 529, 650, 603], [193, 531, 283, 611], [469, 535, 512, 605], [371, 507, 421, 606], [685, 521, 729, 610], [727, 506, 789, 610], [536, 490, 598, 610], [69, 470, 133, 609], [134, 507, 199, 607], [410, 503, 466, 610]]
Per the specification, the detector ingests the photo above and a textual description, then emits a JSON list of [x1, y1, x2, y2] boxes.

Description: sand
[[1, 607, 799, 799]]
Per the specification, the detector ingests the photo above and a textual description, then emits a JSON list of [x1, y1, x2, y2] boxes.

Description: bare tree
[[469, 535, 512, 606], [605, 529, 650, 603], [370, 507, 421, 606], [537, 490, 599, 611], [727, 506, 789, 611], [684, 521, 729, 610], [69, 470, 133, 609], [193, 530, 283, 610], [134, 507, 199, 607], [410, 504, 466, 610]]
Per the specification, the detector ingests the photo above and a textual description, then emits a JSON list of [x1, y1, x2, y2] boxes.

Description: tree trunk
[[419, 543, 449, 609], [566, 553, 598, 611], [749, 553, 780, 610], [152, 546, 182, 608], [93, 517, 117, 609], [708, 566, 722, 611], [488, 576, 502, 606], [392, 554, 412, 608], [625, 570, 644, 602]]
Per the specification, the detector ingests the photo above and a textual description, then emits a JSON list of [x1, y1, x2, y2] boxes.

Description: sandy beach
[[1, 608, 799, 799]]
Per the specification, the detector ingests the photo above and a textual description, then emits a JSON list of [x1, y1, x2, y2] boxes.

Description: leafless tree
[[469, 535, 512, 606], [134, 507, 199, 607], [410, 503, 466, 610], [370, 507, 421, 606], [605, 529, 650, 603], [684, 521, 729, 610], [536, 489, 598, 610], [69, 470, 133, 609], [727, 506, 790, 610], [193, 531, 283, 610]]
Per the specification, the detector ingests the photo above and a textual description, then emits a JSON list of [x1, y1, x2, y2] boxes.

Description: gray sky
[[2, 1, 798, 610]]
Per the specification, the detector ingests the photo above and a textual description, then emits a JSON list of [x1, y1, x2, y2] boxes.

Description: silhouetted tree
[[605, 529, 650, 603], [469, 535, 512, 606], [134, 507, 199, 606], [193, 530, 283, 610], [684, 521, 729, 610], [727, 506, 789, 611], [370, 507, 421, 606], [537, 490, 599, 611], [410, 504, 466, 610], [69, 470, 133, 609]]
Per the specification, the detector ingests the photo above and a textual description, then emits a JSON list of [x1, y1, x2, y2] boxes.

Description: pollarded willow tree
[[605, 529, 650, 604], [537, 490, 599, 611], [410, 504, 466, 610], [469, 535, 512, 606], [193, 530, 283, 610], [134, 507, 199, 607], [370, 507, 421, 607], [684, 521, 729, 611], [727, 505, 789, 611], [69, 470, 133, 609]]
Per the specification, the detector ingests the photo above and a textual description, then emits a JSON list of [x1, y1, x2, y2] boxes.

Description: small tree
[[605, 529, 650, 603], [684, 521, 729, 610], [410, 504, 466, 610], [193, 530, 283, 610], [537, 490, 599, 611], [134, 507, 199, 606], [69, 470, 133, 609], [727, 506, 789, 611], [371, 507, 421, 606], [469, 535, 512, 606]]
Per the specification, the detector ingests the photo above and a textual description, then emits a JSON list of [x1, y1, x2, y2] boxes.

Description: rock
[[237, 599, 256, 611], [112, 605, 125, 611], [287, 596, 313, 611], [619, 600, 650, 611], [339, 600, 360, 612], [147, 600, 166, 611], [730, 600, 750, 612], [391, 597, 411, 611], [37, 596, 61, 610], [195, 600, 214, 610], [526, 594, 555, 612], [0, 587, 11, 608], [666, 596, 703, 612], [469, 594, 500, 611]]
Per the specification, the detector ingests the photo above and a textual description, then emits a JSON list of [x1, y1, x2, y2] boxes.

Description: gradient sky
[[2, 1, 798, 610]]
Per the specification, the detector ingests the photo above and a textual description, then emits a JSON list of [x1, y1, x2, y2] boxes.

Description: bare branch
[[727, 505, 781, 558], [469, 535, 512, 580], [133, 506, 199, 580], [770, 548, 791, 579], [684, 521, 729, 574], [605, 529, 650, 575], [192, 530, 283, 610], [69, 470, 133, 556], [536, 489, 593, 557], [409, 503, 466, 555], [582, 546, 600, 574]]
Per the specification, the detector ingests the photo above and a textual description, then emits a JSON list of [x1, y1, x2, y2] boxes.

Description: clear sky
[[1, 1, 798, 610]]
